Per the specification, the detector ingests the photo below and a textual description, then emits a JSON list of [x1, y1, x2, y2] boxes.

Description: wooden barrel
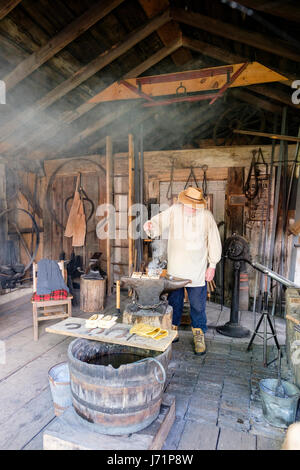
[[80, 277, 106, 312], [68, 339, 171, 435]]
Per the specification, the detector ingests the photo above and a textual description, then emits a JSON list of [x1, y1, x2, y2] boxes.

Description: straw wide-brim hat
[[178, 186, 206, 206]]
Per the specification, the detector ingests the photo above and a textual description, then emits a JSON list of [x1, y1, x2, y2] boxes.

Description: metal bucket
[[48, 362, 72, 416], [259, 378, 300, 429]]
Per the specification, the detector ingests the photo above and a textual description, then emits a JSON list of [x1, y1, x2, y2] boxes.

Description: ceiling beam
[[182, 36, 246, 64], [232, 89, 282, 113], [237, 0, 300, 23], [248, 84, 300, 109], [22, 8, 171, 111], [89, 62, 287, 104], [9, 38, 182, 160], [57, 38, 182, 154], [172, 7, 300, 62], [182, 35, 295, 86], [138, 0, 192, 66], [3, 0, 125, 91], [182, 36, 297, 110], [0, 9, 171, 149], [0, 0, 22, 20]]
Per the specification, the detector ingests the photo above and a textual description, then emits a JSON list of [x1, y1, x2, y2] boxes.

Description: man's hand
[[205, 267, 215, 282], [143, 220, 153, 234]]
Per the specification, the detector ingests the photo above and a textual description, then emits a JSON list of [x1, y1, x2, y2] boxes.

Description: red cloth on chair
[[32, 289, 68, 302]]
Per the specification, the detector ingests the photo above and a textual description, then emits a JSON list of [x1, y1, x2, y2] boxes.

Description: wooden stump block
[[43, 394, 175, 450], [123, 305, 173, 330], [80, 277, 106, 312]]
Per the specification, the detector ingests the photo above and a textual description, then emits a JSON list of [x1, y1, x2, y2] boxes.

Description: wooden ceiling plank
[[248, 84, 300, 109], [182, 36, 295, 87], [6, 37, 181, 159], [232, 89, 282, 113], [0, 9, 171, 148], [56, 38, 183, 154], [182, 36, 297, 110], [237, 0, 300, 23], [20, 38, 182, 155], [0, 0, 22, 20], [3, 0, 125, 90], [138, 0, 192, 66], [172, 7, 300, 62], [26, 9, 171, 111]]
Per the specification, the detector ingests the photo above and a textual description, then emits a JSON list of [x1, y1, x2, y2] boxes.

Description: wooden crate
[[43, 394, 175, 450]]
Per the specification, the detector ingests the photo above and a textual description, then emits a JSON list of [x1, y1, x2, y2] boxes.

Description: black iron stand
[[247, 292, 281, 367], [216, 261, 250, 338]]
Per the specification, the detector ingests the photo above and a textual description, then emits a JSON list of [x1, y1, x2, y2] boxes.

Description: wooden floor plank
[[0, 388, 55, 450], [256, 435, 283, 450], [178, 420, 220, 450], [217, 427, 257, 450], [0, 338, 72, 425], [0, 325, 71, 381]]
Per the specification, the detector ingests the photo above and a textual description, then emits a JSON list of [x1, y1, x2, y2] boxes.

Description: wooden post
[[0, 164, 7, 275], [106, 136, 113, 295], [128, 134, 134, 276]]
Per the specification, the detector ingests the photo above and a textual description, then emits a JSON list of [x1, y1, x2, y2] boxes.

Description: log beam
[[0, 9, 171, 156], [0, 0, 22, 20], [3, 0, 125, 90], [138, 0, 192, 66], [248, 84, 300, 109], [89, 62, 287, 103], [237, 0, 300, 23], [182, 36, 295, 87], [172, 7, 300, 62]]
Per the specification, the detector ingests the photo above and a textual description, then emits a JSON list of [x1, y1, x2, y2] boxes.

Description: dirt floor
[[0, 291, 295, 450]]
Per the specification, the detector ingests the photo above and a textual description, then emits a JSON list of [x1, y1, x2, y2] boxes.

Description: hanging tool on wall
[[64, 174, 87, 247], [184, 165, 208, 199], [64, 173, 95, 224], [166, 158, 175, 202], [243, 148, 269, 202]]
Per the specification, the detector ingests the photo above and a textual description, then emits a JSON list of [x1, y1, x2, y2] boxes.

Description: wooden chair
[[32, 261, 72, 341]]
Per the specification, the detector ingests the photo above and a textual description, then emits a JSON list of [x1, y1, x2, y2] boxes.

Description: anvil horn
[[120, 277, 139, 289], [162, 276, 191, 294]]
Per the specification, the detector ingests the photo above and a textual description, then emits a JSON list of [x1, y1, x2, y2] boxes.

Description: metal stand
[[247, 292, 281, 367], [216, 261, 250, 338]]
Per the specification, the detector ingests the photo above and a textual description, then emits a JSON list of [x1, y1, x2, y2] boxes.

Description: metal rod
[[233, 129, 300, 142], [267, 108, 287, 303], [251, 261, 300, 289]]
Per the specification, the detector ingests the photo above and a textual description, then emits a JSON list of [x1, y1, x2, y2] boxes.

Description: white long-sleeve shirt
[[148, 204, 222, 287]]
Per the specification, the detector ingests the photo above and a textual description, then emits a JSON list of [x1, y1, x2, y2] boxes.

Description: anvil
[[120, 275, 191, 316]]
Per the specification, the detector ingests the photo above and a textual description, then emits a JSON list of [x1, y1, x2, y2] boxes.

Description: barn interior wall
[[3, 143, 297, 303]]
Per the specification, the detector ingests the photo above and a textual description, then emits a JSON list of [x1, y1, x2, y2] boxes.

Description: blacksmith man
[[144, 186, 222, 355]]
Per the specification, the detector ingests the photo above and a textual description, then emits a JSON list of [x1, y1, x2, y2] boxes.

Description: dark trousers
[[168, 284, 207, 333]]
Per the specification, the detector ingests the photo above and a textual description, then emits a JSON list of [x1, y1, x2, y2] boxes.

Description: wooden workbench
[[46, 317, 176, 352]]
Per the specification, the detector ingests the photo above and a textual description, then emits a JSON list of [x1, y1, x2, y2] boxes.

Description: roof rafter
[[3, 0, 125, 90], [0, 0, 22, 20], [172, 7, 300, 62], [237, 0, 300, 23], [0, 8, 171, 152], [7, 38, 183, 160], [181, 35, 297, 110], [138, 0, 192, 66]]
